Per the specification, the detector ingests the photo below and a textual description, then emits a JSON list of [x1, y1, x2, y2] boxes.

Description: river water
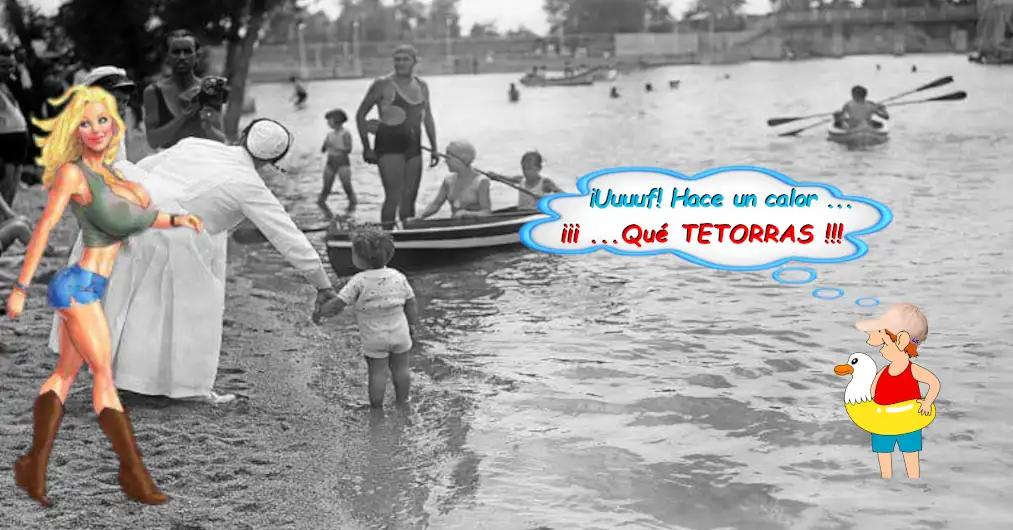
[[239, 54, 1012, 530]]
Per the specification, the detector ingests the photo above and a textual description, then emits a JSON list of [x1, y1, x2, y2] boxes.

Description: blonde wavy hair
[[32, 85, 126, 188]]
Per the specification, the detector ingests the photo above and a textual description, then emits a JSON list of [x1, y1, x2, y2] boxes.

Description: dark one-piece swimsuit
[[153, 84, 211, 148], [374, 80, 425, 159]]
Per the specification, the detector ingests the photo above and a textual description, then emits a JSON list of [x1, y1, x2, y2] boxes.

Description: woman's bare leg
[[377, 154, 407, 229], [400, 155, 423, 220], [38, 320, 86, 403], [60, 302, 167, 503], [58, 303, 122, 414]]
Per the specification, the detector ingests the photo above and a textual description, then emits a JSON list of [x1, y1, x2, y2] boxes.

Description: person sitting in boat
[[411, 140, 491, 221], [489, 151, 563, 211], [839, 85, 888, 130]]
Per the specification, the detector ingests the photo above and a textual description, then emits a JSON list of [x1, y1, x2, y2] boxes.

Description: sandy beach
[[0, 186, 364, 530]]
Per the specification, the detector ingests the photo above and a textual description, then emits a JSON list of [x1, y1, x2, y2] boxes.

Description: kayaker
[[839, 85, 889, 129], [489, 151, 563, 210], [411, 140, 490, 220]]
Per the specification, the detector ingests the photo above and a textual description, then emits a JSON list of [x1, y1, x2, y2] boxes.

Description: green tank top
[[71, 160, 158, 248]]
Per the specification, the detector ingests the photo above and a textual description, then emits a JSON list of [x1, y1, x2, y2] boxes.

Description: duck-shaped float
[[834, 353, 936, 436]]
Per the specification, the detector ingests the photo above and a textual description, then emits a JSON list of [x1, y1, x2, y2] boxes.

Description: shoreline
[[0, 186, 363, 529]]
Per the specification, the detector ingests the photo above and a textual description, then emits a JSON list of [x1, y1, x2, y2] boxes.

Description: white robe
[[49, 138, 326, 398]]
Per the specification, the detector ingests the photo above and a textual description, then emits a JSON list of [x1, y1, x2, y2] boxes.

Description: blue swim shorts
[[871, 429, 923, 453], [47, 263, 109, 309]]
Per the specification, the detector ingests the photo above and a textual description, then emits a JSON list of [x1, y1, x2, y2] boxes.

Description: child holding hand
[[314, 228, 417, 408]]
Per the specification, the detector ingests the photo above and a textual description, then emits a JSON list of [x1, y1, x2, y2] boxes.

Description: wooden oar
[[420, 146, 540, 199], [363, 119, 539, 198], [231, 220, 330, 245], [767, 75, 953, 127], [883, 90, 966, 108], [779, 90, 967, 138]]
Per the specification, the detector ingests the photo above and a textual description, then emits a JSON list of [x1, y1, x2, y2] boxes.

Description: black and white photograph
[[0, 0, 1010, 528]]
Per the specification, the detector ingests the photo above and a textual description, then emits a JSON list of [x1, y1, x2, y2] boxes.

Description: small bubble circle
[[813, 287, 845, 300]]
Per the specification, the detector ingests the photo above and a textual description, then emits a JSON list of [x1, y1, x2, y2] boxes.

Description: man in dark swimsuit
[[143, 30, 224, 149], [356, 45, 439, 229]]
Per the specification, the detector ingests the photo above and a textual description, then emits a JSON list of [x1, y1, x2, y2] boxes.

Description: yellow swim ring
[[835, 353, 936, 436], [843, 399, 935, 436]]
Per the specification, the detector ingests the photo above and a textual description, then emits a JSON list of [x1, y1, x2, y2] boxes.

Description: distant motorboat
[[519, 69, 595, 87]]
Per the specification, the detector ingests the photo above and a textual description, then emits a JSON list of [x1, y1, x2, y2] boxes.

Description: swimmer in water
[[290, 76, 307, 108], [610, 86, 619, 98]]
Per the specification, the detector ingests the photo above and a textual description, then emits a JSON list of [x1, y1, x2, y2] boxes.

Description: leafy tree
[[56, 0, 162, 82], [543, 0, 676, 35], [505, 25, 540, 38], [683, 0, 747, 21], [469, 21, 500, 38], [429, 0, 462, 38]]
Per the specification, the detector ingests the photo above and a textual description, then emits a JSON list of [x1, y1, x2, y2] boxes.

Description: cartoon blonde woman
[[5, 85, 203, 506]]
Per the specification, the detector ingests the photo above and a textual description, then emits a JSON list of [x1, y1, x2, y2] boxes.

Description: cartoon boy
[[855, 303, 940, 479]]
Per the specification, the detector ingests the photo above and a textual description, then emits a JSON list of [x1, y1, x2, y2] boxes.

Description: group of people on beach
[[315, 44, 563, 227], [1, 29, 570, 508]]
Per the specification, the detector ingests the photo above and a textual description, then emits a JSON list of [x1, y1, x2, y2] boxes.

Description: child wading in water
[[314, 229, 417, 408], [491, 151, 563, 210], [290, 76, 307, 108], [319, 109, 357, 212]]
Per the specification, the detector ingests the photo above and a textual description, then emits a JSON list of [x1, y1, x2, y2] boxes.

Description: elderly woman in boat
[[410, 140, 491, 221]]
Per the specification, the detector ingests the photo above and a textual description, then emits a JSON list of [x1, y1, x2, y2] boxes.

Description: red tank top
[[874, 362, 922, 405]]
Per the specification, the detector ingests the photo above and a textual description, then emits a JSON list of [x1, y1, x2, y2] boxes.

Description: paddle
[[882, 90, 966, 108], [419, 145, 541, 199], [778, 90, 967, 137], [231, 220, 330, 245], [766, 76, 953, 127]]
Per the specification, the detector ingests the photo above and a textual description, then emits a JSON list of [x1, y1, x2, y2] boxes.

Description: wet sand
[[0, 186, 362, 529]]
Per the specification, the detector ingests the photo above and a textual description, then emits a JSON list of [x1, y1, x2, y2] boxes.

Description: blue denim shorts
[[872, 429, 923, 453], [47, 264, 109, 309]]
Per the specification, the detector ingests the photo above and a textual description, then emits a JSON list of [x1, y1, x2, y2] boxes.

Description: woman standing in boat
[[6, 85, 204, 506], [355, 45, 439, 229], [143, 30, 225, 149]]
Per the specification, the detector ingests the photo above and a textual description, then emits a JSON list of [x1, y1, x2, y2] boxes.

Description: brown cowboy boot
[[97, 408, 168, 505], [14, 390, 65, 507]]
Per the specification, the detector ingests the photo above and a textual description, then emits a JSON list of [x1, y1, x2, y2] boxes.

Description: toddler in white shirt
[[315, 228, 417, 408]]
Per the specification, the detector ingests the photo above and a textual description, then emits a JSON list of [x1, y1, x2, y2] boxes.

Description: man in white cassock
[[49, 118, 338, 404]]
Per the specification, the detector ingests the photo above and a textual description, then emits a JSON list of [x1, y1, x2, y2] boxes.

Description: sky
[[24, 0, 774, 36]]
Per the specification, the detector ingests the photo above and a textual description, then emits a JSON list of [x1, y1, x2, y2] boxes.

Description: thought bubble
[[519, 166, 892, 271]]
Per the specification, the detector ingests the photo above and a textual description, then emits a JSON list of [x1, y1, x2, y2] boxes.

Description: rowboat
[[325, 207, 544, 276], [827, 119, 890, 147], [519, 69, 596, 87]]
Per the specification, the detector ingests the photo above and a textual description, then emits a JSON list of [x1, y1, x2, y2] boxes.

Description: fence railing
[[776, 5, 979, 25]]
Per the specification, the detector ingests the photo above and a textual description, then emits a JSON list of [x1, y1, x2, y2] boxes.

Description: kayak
[[827, 120, 890, 147], [325, 207, 544, 276]]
